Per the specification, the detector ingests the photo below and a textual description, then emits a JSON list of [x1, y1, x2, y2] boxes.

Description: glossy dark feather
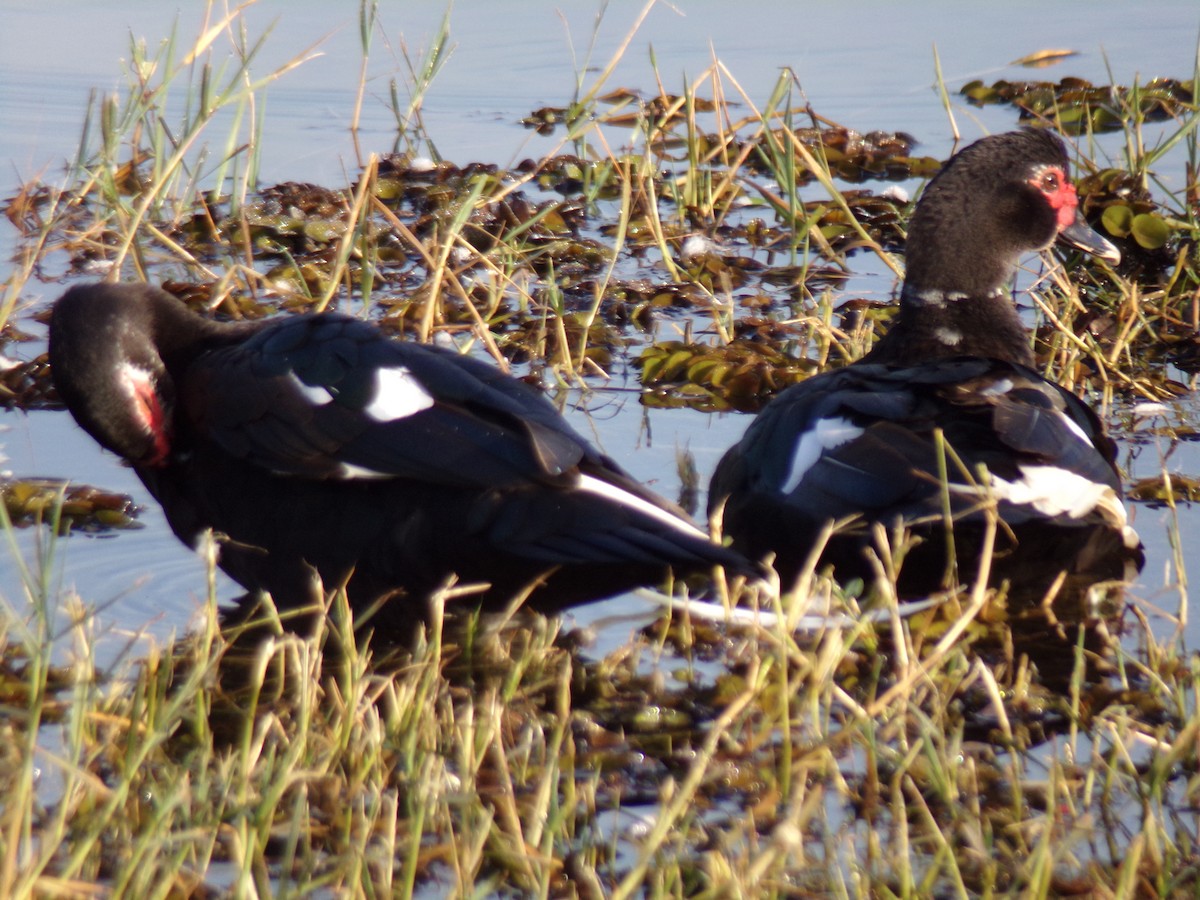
[[709, 131, 1140, 601], [50, 282, 750, 634]]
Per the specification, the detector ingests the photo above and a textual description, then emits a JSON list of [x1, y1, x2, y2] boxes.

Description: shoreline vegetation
[[3, 2, 1200, 895]]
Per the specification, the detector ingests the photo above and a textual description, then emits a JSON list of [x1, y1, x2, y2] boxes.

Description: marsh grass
[[4, 515, 1198, 897], [6, 1, 1200, 896]]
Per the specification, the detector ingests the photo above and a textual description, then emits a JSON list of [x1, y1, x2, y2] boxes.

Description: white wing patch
[[289, 373, 333, 406], [782, 416, 864, 495], [363, 366, 435, 422], [335, 461, 394, 480], [1055, 411, 1095, 448], [970, 464, 1119, 520], [577, 475, 707, 539], [979, 377, 1014, 398]]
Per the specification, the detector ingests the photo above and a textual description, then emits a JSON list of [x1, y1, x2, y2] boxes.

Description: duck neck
[[863, 285, 1035, 368]]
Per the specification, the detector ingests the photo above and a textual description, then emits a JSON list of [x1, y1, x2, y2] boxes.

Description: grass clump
[[2, 529, 1199, 896]]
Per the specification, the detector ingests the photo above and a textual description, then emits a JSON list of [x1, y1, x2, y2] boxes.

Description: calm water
[[4, 0, 1200, 655]]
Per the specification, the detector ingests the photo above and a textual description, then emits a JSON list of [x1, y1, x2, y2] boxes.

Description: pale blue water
[[3, 0, 1200, 654]]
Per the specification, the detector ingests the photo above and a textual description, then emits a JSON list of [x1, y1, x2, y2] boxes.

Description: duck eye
[[1040, 171, 1061, 192]]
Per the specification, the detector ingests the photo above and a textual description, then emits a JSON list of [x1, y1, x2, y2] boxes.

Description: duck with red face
[[710, 130, 1141, 602]]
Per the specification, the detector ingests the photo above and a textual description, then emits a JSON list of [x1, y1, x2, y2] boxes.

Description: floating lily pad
[[1101, 204, 1134, 238], [1130, 213, 1172, 250]]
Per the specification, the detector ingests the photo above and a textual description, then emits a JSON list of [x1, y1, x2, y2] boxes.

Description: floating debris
[[2, 478, 141, 532], [638, 338, 820, 411], [0, 353, 56, 409], [1010, 48, 1079, 69], [1128, 474, 1200, 505], [960, 76, 1195, 133]]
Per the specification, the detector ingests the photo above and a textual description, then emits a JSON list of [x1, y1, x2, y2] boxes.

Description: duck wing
[[710, 356, 1122, 529], [180, 313, 599, 490]]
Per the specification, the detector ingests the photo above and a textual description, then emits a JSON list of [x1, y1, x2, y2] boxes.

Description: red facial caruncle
[[1029, 163, 1079, 231], [119, 361, 171, 466]]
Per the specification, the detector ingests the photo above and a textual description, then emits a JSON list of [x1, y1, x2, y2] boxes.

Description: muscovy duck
[[709, 129, 1142, 601], [50, 283, 749, 630]]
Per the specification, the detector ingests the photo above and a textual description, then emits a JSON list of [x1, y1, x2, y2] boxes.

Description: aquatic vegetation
[[5, 1, 1200, 896], [960, 75, 1195, 133], [1, 479, 139, 532]]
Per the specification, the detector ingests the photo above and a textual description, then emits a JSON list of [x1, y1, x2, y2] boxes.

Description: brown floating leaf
[[638, 338, 819, 411], [0, 352, 57, 410], [1129, 474, 1200, 505]]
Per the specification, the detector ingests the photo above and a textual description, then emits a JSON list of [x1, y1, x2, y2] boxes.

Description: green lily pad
[[1130, 213, 1171, 250], [1101, 204, 1134, 238]]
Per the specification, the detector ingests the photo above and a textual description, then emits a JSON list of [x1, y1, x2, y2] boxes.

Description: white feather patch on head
[[117, 360, 155, 393], [363, 366, 435, 422], [117, 361, 163, 433], [782, 416, 864, 495], [577, 474, 707, 539]]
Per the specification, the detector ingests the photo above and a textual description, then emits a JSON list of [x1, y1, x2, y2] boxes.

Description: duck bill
[[1058, 209, 1121, 265]]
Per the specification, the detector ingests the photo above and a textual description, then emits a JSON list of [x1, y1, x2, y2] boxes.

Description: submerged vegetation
[[4, 1, 1200, 896]]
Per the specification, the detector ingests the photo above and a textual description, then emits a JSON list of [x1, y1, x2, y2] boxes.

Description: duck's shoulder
[[713, 357, 1117, 502], [177, 313, 598, 486], [744, 356, 1104, 437]]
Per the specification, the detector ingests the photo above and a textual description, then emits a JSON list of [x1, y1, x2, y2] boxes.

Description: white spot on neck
[[363, 366, 435, 422], [782, 417, 864, 495], [911, 288, 945, 308], [933, 326, 962, 346], [909, 287, 1004, 307]]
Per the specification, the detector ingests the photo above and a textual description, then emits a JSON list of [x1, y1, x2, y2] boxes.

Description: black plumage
[[710, 131, 1141, 600], [50, 283, 749, 633]]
